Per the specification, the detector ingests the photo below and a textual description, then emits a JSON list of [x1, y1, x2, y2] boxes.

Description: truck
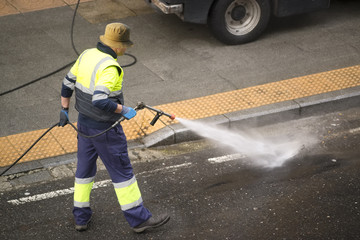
[[145, 0, 331, 44]]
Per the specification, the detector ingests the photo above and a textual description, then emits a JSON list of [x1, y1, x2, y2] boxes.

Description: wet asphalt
[[1, 107, 359, 240]]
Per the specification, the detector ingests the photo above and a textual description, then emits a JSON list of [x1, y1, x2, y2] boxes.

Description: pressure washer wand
[[74, 102, 175, 139], [135, 102, 176, 126]]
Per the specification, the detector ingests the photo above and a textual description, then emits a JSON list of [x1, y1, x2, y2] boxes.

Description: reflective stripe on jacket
[[64, 48, 124, 122]]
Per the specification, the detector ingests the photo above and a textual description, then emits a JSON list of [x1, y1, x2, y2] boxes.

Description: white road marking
[[8, 187, 76, 206], [7, 162, 192, 206], [208, 153, 246, 164], [138, 162, 192, 176], [349, 127, 360, 134]]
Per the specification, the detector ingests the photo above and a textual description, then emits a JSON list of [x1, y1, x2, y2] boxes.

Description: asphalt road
[[1, 107, 359, 240], [0, 1, 359, 239]]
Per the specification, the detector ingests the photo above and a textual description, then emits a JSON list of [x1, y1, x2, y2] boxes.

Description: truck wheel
[[209, 0, 271, 45]]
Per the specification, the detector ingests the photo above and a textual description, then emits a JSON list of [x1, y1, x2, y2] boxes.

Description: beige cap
[[100, 23, 134, 49]]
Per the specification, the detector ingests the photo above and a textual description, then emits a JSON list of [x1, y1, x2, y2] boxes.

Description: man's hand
[[59, 109, 69, 127], [121, 106, 137, 120]]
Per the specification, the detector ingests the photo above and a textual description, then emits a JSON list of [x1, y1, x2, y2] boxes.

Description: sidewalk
[[0, 0, 359, 176], [1, 64, 359, 171]]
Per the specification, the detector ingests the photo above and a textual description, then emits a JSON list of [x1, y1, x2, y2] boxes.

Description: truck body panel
[[273, 0, 331, 17], [152, 0, 330, 23], [182, 0, 215, 24]]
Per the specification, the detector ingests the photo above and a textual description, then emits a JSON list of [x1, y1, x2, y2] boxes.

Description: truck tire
[[209, 0, 271, 45]]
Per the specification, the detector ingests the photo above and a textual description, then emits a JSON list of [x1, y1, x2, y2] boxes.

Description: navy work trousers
[[73, 123, 152, 227]]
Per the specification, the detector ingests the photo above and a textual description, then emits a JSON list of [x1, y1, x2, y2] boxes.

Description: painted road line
[[7, 162, 192, 206], [349, 127, 360, 134], [139, 162, 192, 177], [208, 153, 246, 164]]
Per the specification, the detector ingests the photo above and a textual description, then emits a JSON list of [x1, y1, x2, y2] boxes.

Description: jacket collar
[[97, 42, 117, 59]]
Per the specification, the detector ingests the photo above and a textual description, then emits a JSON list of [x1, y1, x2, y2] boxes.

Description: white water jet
[[177, 118, 310, 168]]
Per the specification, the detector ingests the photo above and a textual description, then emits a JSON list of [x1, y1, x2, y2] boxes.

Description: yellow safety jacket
[[69, 48, 124, 122]]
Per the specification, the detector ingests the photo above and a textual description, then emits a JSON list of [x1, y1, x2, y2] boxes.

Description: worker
[[59, 22, 170, 233]]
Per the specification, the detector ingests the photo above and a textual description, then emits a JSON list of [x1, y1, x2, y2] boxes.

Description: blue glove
[[59, 109, 69, 127], [121, 106, 137, 120]]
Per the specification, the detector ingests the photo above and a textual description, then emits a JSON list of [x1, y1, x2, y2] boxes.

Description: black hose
[[70, 0, 81, 56], [0, 122, 59, 176], [1, 103, 138, 175], [0, 117, 124, 176], [68, 120, 121, 139], [0, 118, 122, 176], [0, 0, 137, 97], [0, 61, 76, 97], [122, 53, 137, 68], [0, 0, 138, 175], [0, 101, 170, 176]]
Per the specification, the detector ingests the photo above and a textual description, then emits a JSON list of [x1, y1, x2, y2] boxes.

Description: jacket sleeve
[[61, 58, 80, 98]]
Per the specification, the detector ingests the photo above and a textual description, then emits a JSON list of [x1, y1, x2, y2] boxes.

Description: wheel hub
[[231, 5, 246, 21], [225, 0, 261, 36]]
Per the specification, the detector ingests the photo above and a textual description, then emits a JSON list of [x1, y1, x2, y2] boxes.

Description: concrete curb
[[1, 86, 360, 176], [141, 86, 360, 147]]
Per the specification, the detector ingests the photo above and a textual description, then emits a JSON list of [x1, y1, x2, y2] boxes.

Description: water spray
[[177, 118, 306, 169]]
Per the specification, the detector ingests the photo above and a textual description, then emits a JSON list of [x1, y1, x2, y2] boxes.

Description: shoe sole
[[133, 215, 170, 233], [75, 218, 91, 232], [75, 225, 88, 232]]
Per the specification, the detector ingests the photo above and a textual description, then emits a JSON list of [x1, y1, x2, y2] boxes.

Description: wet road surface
[[1, 108, 359, 240]]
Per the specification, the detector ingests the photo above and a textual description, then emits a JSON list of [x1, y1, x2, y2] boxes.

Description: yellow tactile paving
[[0, 0, 20, 16], [0, 65, 360, 167], [154, 65, 360, 121], [0, 138, 21, 165], [5, 129, 66, 165], [50, 124, 78, 153]]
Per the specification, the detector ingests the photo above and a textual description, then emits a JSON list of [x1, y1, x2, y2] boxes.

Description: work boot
[[132, 214, 170, 233], [75, 218, 91, 232]]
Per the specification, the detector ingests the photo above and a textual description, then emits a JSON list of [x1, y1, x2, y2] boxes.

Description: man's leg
[[73, 124, 98, 230], [94, 124, 152, 227]]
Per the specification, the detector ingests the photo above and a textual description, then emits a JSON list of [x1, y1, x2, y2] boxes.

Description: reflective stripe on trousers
[[113, 176, 143, 211], [74, 176, 95, 208]]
